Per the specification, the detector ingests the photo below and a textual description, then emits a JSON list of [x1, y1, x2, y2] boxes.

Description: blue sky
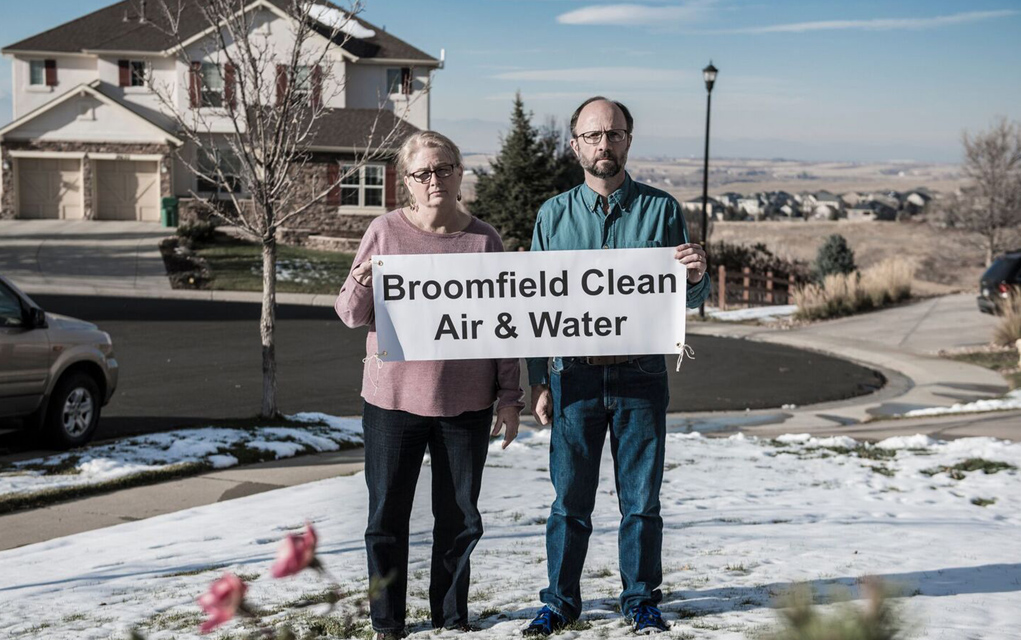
[[2, 0, 1019, 162]]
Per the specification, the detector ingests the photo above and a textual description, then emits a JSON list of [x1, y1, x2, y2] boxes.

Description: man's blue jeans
[[540, 355, 669, 620]]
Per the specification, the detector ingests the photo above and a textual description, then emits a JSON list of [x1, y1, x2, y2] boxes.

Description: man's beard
[[582, 151, 624, 179]]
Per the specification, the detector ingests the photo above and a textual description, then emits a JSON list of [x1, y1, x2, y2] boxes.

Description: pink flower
[[270, 523, 319, 579], [197, 573, 247, 634]]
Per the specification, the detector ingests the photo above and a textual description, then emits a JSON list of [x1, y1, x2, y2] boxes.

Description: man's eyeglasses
[[575, 129, 629, 145], [407, 164, 459, 184]]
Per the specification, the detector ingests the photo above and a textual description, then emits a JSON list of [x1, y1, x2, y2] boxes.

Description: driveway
[[0, 219, 171, 292]]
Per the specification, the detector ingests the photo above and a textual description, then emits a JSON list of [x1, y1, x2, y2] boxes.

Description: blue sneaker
[[523, 605, 569, 636], [627, 604, 669, 634]]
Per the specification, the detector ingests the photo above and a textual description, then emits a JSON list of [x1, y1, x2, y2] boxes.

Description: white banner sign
[[371, 247, 687, 361]]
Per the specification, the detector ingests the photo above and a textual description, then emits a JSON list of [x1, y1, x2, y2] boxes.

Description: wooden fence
[[715, 265, 799, 310]]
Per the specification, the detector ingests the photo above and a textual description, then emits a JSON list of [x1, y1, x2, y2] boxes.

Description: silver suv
[[0, 275, 118, 448]]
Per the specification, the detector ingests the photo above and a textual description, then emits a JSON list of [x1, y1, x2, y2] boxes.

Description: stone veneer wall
[[0, 140, 174, 219]]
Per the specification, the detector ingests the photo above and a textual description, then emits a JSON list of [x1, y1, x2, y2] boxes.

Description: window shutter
[[327, 162, 341, 205], [385, 163, 398, 209], [118, 60, 131, 87], [400, 67, 412, 95], [275, 64, 288, 105], [44, 59, 57, 87], [312, 65, 323, 109], [224, 63, 236, 109], [189, 61, 202, 108]]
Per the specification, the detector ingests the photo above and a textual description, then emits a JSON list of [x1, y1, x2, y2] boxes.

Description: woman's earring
[[456, 191, 462, 202], [410, 200, 418, 212]]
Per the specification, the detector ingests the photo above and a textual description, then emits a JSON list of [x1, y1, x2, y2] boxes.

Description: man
[[523, 97, 710, 636]]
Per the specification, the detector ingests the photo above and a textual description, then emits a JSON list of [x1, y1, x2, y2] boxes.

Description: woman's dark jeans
[[362, 401, 493, 633]]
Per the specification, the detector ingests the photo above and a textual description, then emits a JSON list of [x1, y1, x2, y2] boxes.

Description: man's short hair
[[570, 97, 634, 136]]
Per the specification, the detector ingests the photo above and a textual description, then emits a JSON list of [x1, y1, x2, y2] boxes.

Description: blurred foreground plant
[[770, 578, 906, 640], [993, 292, 1021, 347], [129, 522, 387, 639]]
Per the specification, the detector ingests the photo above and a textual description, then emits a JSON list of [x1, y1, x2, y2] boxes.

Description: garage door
[[95, 160, 161, 221], [17, 158, 83, 219]]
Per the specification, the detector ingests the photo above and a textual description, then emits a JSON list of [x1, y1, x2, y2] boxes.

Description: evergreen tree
[[471, 93, 582, 250], [813, 234, 857, 281]]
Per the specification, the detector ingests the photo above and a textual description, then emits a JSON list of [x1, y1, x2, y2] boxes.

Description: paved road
[[0, 294, 881, 453]]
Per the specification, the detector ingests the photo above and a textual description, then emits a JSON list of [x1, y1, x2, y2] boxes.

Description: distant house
[[0, 0, 440, 235], [682, 196, 724, 221], [903, 188, 934, 216], [847, 200, 897, 222]]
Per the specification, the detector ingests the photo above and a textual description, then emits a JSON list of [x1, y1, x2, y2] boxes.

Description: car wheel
[[43, 373, 101, 449]]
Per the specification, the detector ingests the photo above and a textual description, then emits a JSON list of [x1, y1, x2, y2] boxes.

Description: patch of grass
[[921, 458, 1017, 478], [531, 516, 548, 525], [140, 609, 205, 631], [971, 497, 997, 507], [870, 465, 896, 477], [480, 608, 500, 618], [61, 613, 88, 623], [562, 620, 593, 632], [284, 589, 343, 608], [590, 566, 614, 578], [17, 454, 82, 476], [943, 347, 1021, 389], [195, 236, 354, 294], [235, 571, 261, 582], [510, 511, 523, 522], [793, 258, 914, 321], [162, 563, 230, 578], [725, 563, 749, 573], [298, 611, 367, 638]]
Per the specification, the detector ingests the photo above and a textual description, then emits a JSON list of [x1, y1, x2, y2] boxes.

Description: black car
[[978, 250, 1021, 314]]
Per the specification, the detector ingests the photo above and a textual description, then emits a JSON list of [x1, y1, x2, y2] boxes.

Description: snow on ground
[[0, 413, 362, 499], [1, 430, 1019, 639], [903, 389, 1021, 417], [698, 305, 798, 322]]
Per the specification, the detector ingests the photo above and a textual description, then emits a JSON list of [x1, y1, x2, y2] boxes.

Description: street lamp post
[[699, 61, 717, 319]]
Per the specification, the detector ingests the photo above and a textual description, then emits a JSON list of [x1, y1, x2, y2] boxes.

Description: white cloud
[[494, 66, 685, 85], [557, 1, 716, 27], [723, 9, 1018, 34]]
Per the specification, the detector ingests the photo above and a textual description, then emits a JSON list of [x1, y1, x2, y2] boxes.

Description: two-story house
[[0, 0, 439, 238]]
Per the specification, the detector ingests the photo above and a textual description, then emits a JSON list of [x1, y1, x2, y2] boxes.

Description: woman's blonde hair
[[395, 131, 464, 207]]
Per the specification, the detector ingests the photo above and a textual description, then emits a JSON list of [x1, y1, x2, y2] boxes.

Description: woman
[[335, 131, 523, 639]]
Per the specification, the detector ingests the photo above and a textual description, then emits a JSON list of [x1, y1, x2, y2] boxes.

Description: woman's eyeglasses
[[575, 129, 628, 145], [407, 164, 459, 184]]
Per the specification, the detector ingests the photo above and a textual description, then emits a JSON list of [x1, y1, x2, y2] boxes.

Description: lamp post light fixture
[[699, 61, 717, 319]]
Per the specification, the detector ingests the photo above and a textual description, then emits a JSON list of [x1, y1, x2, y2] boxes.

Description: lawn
[[195, 237, 355, 294], [944, 349, 1021, 389]]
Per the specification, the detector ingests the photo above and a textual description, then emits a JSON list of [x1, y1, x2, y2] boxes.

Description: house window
[[386, 67, 412, 96], [340, 164, 385, 207], [197, 149, 241, 195], [29, 60, 46, 85], [200, 63, 224, 107], [293, 65, 314, 100], [130, 61, 147, 86]]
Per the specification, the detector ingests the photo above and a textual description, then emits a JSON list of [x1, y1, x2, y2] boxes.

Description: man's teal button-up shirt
[[526, 172, 711, 386]]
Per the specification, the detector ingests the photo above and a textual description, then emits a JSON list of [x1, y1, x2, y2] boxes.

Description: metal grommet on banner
[[377, 260, 383, 266], [675, 344, 695, 372]]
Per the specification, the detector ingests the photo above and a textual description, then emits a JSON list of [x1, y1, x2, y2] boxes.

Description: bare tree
[[140, 0, 421, 417], [942, 118, 1021, 266]]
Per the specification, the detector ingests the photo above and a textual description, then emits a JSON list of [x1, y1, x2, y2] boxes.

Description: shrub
[[993, 292, 1021, 346], [794, 258, 915, 321], [177, 221, 217, 243], [708, 241, 808, 278], [769, 579, 906, 640], [814, 234, 856, 282]]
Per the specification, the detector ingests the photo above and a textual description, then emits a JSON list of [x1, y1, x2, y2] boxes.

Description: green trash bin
[[160, 196, 179, 228]]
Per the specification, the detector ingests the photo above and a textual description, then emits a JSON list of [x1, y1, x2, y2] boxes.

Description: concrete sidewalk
[[684, 293, 1015, 437]]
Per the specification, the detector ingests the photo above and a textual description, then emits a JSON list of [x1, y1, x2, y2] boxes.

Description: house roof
[[310, 107, 418, 151], [2, 0, 438, 63]]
